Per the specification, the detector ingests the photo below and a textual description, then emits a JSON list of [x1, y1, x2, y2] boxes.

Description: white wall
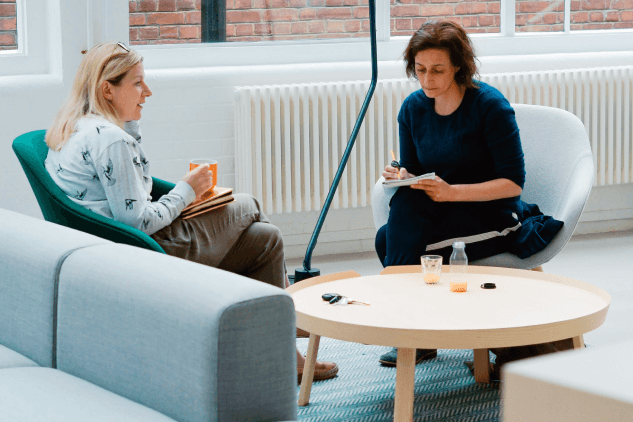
[[2, 0, 632, 259]]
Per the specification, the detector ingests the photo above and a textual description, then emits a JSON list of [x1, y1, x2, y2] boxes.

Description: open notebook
[[382, 172, 435, 187]]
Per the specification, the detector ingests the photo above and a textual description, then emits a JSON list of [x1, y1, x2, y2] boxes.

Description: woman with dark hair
[[375, 21, 570, 373]]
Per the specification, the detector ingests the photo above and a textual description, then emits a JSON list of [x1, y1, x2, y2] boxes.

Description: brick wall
[[0, 0, 17, 50]]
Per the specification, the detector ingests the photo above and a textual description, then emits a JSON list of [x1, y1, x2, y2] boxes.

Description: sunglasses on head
[[115, 42, 130, 52], [101, 42, 130, 75]]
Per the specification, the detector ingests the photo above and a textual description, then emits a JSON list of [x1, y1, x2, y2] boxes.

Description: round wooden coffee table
[[287, 266, 611, 422]]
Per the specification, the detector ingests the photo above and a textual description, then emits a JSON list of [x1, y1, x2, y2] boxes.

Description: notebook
[[382, 172, 436, 187]]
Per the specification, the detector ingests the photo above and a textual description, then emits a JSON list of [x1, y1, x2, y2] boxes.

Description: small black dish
[[481, 283, 496, 289]]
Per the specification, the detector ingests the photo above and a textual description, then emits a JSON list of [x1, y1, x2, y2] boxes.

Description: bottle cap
[[452, 241, 465, 248]]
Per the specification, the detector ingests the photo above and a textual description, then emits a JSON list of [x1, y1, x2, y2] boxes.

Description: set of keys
[[322, 293, 370, 306]]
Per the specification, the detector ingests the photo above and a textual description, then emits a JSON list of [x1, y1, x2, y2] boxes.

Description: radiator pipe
[[294, 0, 378, 283]]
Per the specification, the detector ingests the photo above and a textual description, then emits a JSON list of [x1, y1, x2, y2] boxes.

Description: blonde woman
[[45, 41, 337, 383]]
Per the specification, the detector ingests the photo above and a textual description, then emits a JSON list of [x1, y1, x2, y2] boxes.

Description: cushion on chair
[[0, 208, 109, 368], [55, 243, 298, 422], [0, 345, 39, 370], [0, 368, 176, 422]]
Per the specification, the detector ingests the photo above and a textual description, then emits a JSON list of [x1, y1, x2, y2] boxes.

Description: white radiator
[[234, 66, 633, 215]]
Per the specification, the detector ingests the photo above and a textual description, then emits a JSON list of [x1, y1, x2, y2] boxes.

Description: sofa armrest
[[55, 244, 297, 422]]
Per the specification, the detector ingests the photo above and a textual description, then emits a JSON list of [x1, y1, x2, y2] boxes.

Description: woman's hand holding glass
[[182, 164, 214, 200]]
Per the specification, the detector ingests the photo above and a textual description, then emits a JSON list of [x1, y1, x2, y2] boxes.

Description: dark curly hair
[[403, 21, 479, 89]]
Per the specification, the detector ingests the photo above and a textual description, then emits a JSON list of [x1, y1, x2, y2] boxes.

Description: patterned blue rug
[[296, 337, 502, 422]]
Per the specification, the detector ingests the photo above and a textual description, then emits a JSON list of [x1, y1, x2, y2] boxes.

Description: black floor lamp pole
[[294, 0, 379, 283]]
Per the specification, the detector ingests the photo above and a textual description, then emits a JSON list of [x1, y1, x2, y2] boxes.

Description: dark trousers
[[490, 338, 576, 372], [375, 187, 513, 267]]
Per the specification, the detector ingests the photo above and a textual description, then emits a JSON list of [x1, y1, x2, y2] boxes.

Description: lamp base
[[293, 268, 321, 284]]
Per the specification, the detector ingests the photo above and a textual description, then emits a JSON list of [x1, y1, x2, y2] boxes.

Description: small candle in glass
[[421, 255, 442, 284]]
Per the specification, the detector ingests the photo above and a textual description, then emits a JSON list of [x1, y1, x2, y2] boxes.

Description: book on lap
[[382, 172, 435, 187], [181, 186, 234, 219], [182, 198, 235, 220]]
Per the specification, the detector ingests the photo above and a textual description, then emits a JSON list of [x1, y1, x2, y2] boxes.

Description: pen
[[390, 150, 401, 179]]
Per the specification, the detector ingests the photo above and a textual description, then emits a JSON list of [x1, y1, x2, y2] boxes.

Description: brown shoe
[[464, 360, 500, 382], [378, 348, 437, 367], [297, 360, 339, 384], [296, 327, 310, 338]]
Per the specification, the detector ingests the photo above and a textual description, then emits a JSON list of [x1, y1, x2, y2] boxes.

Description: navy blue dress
[[376, 82, 562, 266]]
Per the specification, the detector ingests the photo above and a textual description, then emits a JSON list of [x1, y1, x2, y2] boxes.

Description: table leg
[[473, 349, 491, 383], [298, 333, 321, 406], [394, 347, 415, 422], [573, 334, 585, 349]]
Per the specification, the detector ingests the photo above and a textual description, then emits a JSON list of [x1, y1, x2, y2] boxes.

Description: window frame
[[134, 0, 633, 69], [0, 0, 54, 77]]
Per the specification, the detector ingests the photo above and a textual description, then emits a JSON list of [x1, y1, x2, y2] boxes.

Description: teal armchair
[[12, 130, 172, 254]]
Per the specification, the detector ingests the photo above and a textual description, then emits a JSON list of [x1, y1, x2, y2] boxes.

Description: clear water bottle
[[449, 241, 468, 292]]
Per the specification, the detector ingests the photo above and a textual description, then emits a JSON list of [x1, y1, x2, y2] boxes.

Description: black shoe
[[464, 360, 500, 382], [379, 348, 437, 367]]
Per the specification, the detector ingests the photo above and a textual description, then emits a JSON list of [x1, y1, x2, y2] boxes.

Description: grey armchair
[[371, 104, 594, 270]]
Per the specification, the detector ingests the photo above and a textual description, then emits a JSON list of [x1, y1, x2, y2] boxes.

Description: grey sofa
[[0, 207, 297, 421]]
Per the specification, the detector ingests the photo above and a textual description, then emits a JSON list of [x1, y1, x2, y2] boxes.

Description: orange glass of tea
[[189, 159, 218, 190]]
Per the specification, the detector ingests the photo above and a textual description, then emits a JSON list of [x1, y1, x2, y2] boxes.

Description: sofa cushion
[[0, 208, 110, 367], [56, 243, 297, 422], [0, 344, 39, 369], [0, 368, 175, 421]]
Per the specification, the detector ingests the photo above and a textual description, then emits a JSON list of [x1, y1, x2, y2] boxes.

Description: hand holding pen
[[383, 155, 415, 181], [390, 150, 401, 180], [383, 150, 410, 180]]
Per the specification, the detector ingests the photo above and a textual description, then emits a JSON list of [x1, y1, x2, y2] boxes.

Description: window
[[130, 0, 633, 43], [0, 0, 18, 51], [131, 0, 633, 68], [516, 0, 564, 32], [391, 0, 500, 36], [0, 0, 52, 78], [129, 0, 201, 45], [129, 0, 370, 45], [571, 0, 633, 31]]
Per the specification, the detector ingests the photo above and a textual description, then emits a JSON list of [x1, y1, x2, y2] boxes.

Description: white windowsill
[[138, 29, 633, 70]]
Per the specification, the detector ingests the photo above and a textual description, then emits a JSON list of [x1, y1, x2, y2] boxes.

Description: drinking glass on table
[[421, 255, 442, 284]]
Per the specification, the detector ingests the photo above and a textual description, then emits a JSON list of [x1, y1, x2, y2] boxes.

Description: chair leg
[[531, 266, 544, 272]]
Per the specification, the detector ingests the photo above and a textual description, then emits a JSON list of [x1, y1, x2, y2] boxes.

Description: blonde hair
[[46, 42, 143, 151]]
